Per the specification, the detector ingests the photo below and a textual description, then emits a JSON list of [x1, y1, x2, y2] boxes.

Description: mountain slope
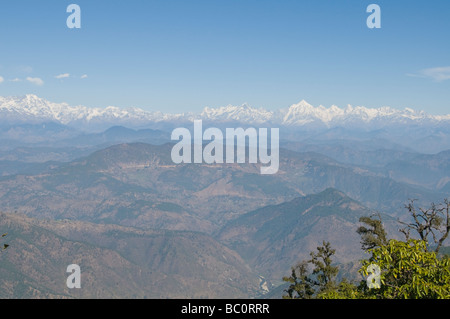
[[0, 143, 444, 236], [217, 188, 400, 282], [0, 212, 259, 298]]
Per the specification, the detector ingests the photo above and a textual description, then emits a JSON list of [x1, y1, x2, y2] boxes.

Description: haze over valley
[[0, 95, 448, 298]]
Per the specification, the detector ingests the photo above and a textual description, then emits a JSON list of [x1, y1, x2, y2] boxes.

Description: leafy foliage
[[283, 241, 362, 299], [356, 214, 388, 250], [283, 199, 450, 299], [282, 261, 315, 299], [309, 241, 339, 295], [360, 239, 449, 299]]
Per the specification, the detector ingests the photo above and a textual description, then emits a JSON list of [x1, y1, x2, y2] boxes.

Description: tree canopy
[[283, 199, 450, 299]]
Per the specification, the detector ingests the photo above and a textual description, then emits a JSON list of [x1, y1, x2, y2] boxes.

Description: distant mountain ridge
[[1, 94, 449, 130], [216, 188, 401, 281]]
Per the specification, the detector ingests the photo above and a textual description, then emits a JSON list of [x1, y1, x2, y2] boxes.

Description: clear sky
[[0, 0, 449, 114]]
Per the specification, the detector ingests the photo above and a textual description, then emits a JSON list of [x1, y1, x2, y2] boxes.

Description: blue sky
[[0, 0, 449, 114]]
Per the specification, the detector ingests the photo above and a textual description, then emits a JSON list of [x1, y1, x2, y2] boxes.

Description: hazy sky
[[0, 0, 449, 114]]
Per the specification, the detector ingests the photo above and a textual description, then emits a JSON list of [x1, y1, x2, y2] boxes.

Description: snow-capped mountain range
[[0, 94, 449, 129]]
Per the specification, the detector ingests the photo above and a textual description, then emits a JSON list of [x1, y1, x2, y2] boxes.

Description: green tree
[[359, 239, 450, 299], [309, 241, 339, 296], [282, 261, 314, 299], [283, 241, 360, 299], [283, 199, 450, 299], [356, 214, 388, 251], [356, 201, 450, 299], [319, 278, 361, 299]]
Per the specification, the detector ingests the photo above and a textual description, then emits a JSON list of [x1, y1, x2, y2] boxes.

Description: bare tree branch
[[398, 199, 450, 253]]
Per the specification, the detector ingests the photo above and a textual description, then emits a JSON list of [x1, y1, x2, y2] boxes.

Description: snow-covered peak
[[201, 103, 274, 124], [278, 100, 440, 126], [0, 94, 448, 130]]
